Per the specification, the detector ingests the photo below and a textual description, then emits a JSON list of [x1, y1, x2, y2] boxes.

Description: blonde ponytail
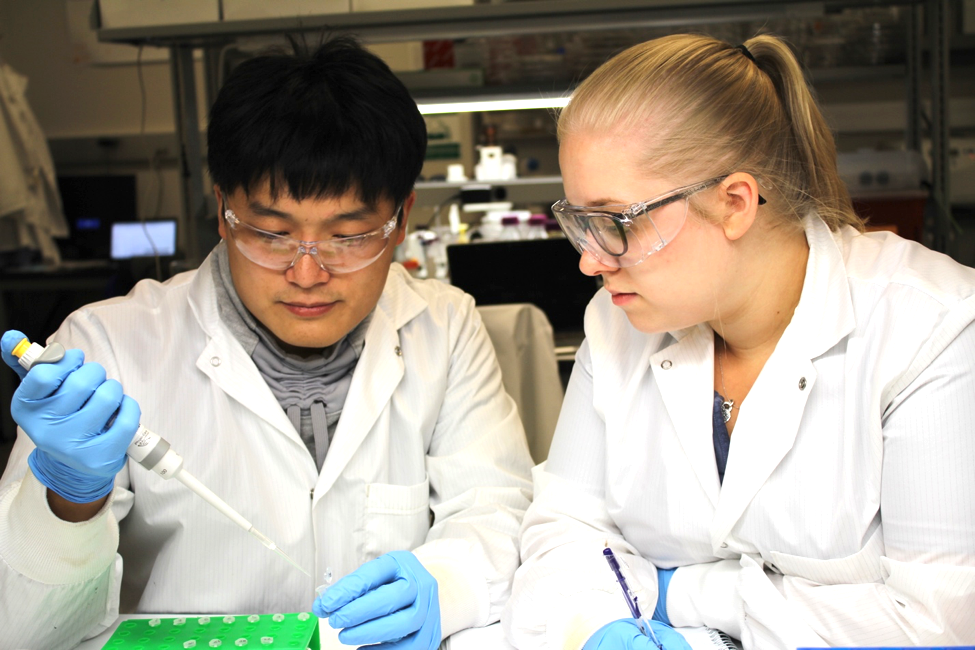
[[559, 33, 864, 232]]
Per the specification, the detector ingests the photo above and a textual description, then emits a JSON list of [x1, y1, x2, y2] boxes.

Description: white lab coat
[[0, 255, 534, 650], [0, 63, 68, 264], [503, 214, 975, 650]]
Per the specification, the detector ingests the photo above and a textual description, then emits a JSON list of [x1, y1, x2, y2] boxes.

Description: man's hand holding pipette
[[1, 330, 137, 506], [313, 550, 442, 650], [583, 619, 692, 650]]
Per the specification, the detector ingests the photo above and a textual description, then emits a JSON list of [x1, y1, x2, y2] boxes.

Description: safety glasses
[[223, 204, 401, 275], [552, 177, 735, 268]]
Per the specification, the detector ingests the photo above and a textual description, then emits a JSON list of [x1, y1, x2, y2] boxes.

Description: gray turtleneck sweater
[[211, 242, 370, 470]]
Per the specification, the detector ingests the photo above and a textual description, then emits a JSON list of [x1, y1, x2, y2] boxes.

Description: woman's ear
[[718, 172, 762, 241]]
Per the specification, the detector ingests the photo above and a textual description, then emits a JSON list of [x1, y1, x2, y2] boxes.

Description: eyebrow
[[577, 198, 628, 208], [246, 201, 377, 223]]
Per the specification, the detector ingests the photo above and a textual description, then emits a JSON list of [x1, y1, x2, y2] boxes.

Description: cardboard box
[[223, 0, 350, 20], [98, 0, 220, 28], [353, 0, 473, 11]]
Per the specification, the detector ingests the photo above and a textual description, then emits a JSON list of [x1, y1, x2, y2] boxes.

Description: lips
[[281, 301, 338, 317], [606, 288, 637, 307]]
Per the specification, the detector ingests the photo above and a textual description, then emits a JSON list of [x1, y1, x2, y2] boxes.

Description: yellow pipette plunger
[[11, 337, 310, 578]]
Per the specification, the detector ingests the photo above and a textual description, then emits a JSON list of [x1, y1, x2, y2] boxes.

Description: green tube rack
[[100, 613, 319, 650]]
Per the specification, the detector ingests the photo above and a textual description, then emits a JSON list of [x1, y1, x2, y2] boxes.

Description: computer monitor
[[110, 220, 178, 260], [447, 238, 599, 336], [57, 175, 138, 260]]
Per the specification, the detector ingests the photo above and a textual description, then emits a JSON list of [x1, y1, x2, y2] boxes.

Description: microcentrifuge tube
[[149, 618, 161, 627], [298, 612, 310, 621], [261, 638, 273, 645], [174, 617, 186, 626], [235, 640, 248, 647], [209, 641, 223, 648], [315, 567, 334, 598], [247, 614, 260, 623], [223, 615, 236, 624], [183, 642, 197, 649], [272, 613, 284, 622], [199, 616, 211, 625]]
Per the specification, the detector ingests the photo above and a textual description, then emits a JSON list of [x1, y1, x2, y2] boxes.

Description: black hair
[[207, 34, 427, 210]]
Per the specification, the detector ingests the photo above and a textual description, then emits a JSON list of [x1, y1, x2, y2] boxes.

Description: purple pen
[[602, 547, 663, 650]]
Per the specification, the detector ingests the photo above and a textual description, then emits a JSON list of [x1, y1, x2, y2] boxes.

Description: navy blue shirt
[[712, 391, 731, 485]]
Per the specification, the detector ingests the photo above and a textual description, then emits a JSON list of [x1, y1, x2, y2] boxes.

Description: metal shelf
[[416, 175, 564, 207], [97, 0, 828, 46], [93, 0, 953, 259]]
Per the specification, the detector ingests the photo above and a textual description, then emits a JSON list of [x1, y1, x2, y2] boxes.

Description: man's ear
[[396, 191, 417, 246], [214, 185, 227, 240], [717, 172, 762, 241]]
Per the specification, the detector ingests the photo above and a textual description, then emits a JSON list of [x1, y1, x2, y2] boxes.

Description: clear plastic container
[[525, 214, 548, 239], [544, 219, 565, 239], [499, 216, 522, 240]]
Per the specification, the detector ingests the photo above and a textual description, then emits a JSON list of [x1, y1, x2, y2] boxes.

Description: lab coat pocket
[[768, 525, 885, 585], [356, 476, 432, 561]]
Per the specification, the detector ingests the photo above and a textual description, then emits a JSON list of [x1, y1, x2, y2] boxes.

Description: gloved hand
[[653, 567, 676, 625], [2, 329, 139, 503], [312, 550, 441, 650], [583, 618, 692, 650]]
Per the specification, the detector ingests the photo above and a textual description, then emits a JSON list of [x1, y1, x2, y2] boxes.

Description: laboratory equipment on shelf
[[9, 337, 310, 578]]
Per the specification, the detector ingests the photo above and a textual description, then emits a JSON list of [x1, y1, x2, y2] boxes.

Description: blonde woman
[[504, 34, 975, 649]]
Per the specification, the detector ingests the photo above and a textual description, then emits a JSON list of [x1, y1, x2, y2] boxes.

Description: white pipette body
[[12, 339, 310, 577]]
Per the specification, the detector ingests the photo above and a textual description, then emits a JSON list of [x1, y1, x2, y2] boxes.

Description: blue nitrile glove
[[653, 567, 676, 625], [583, 618, 692, 650], [2, 330, 139, 503], [312, 550, 441, 650]]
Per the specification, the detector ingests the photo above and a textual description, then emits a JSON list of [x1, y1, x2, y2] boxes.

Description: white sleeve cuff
[[0, 469, 119, 585], [413, 542, 491, 639], [667, 560, 743, 639], [547, 590, 630, 650]]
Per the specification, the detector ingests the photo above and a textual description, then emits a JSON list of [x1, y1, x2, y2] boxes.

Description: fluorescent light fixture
[[416, 95, 570, 115]]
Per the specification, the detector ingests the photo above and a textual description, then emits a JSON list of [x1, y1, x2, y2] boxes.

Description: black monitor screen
[[57, 175, 138, 260], [447, 238, 599, 334]]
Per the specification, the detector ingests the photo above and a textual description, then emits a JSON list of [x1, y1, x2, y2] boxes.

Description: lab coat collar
[[187, 254, 429, 491], [712, 213, 857, 546], [662, 212, 856, 359], [654, 213, 857, 540], [188, 249, 306, 446], [316, 266, 427, 496]]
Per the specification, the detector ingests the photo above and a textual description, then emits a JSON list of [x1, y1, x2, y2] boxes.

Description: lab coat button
[[720, 542, 728, 549], [798, 377, 807, 390], [210, 357, 221, 367], [394, 346, 403, 356], [661, 360, 673, 370], [310, 489, 314, 500]]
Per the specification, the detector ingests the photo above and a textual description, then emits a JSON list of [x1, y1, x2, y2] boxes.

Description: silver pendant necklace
[[717, 338, 737, 424]]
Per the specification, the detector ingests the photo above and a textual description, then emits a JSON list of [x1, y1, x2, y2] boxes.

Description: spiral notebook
[[678, 626, 742, 650]]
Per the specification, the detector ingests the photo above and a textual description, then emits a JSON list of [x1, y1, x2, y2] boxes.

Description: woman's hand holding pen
[[583, 619, 693, 650], [653, 567, 677, 625]]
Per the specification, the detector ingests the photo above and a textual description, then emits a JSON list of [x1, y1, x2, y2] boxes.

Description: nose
[[578, 248, 617, 277], [286, 247, 331, 287]]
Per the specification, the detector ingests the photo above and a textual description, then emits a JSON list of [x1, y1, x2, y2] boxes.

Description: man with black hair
[[0, 36, 533, 650]]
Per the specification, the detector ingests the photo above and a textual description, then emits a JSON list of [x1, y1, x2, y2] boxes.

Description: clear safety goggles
[[223, 204, 401, 274], [552, 177, 731, 268]]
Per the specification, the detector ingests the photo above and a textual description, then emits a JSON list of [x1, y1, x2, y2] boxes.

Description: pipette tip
[[249, 526, 311, 577]]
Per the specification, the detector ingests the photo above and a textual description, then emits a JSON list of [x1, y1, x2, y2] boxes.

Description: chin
[[623, 312, 678, 335]]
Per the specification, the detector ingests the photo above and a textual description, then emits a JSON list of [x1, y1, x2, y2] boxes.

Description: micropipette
[[10, 337, 310, 578]]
